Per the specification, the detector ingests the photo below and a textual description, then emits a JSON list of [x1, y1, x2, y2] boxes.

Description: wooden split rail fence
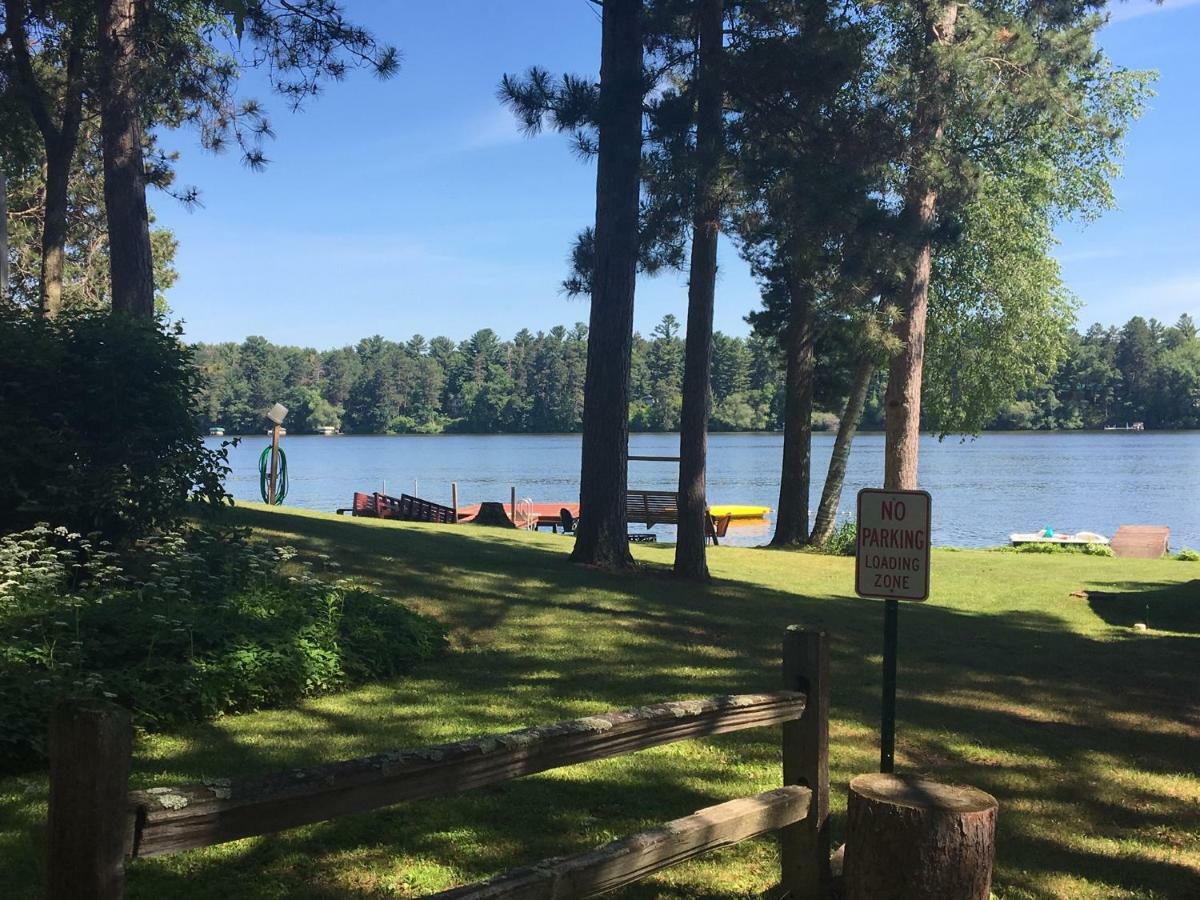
[[46, 627, 830, 899]]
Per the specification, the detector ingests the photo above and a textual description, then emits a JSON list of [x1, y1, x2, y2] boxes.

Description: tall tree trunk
[[0, 171, 9, 302], [674, 0, 724, 581], [771, 278, 815, 547], [570, 0, 643, 569], [882, 1, 958, 490], [4, 1, 86, 316], [811, 356, 873, 546], [40, 141, 74, 317], [97, 0, 155, 318]]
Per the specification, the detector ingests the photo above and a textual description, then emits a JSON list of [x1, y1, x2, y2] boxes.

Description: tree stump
[[844, 773, 997, 900], [470, 502, 516, 528]]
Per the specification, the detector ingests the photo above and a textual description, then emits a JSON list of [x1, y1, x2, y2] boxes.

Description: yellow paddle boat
[[708, 504, 771, 520]]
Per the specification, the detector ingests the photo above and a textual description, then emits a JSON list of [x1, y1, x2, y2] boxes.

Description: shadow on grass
[[1087, 579, 1200, 634], [5, 506, 1198, 898]]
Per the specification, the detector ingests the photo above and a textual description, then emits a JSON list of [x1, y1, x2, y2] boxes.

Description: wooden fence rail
[[46, 627, 830, 899], [129, 692, 806, 858], [432, 786, 813, 900]]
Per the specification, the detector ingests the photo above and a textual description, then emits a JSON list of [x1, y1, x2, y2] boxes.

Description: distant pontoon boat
[[1103, 422, 1145, 431]]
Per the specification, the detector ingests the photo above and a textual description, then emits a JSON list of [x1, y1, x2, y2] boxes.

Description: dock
[[1110, 525, 1170, 559], [458, 501, 580, 530]]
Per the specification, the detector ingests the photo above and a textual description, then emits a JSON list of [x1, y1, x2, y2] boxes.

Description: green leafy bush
[[1175, 548, 1200, 562], [1007, 542, 1115, 557], [823, 520, 857, 556], [0, 523, 445, 769], [0, 309, 232, 538]]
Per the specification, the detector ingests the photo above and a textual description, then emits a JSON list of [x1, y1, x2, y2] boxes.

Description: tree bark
[[0, 171, 9, 302], [811, 355, 873, 546], [570, 0, 643, 570], [40, 141, 74, 317], [97, 0, 156, 318], [844, 773, 998, 900], [674, 0, 724, 581], [771, 276, 815, 547], [882, 1, 958, 490], [3, 1, 86, 317]]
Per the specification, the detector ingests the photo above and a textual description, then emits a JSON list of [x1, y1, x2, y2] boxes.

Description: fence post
[[781, 626, 831, 898], [47, 701, 133, 900]]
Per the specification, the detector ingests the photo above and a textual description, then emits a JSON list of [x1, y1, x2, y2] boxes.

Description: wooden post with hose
[[265, 403, 288, 505]]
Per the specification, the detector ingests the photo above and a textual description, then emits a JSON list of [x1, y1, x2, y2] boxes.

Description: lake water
[[206, 431, 1200, 550]]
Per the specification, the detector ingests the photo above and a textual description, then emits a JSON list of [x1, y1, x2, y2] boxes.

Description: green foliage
[[0, 310, 232, 537], [1, 129, 180, 313], [194, 317, 790, 435], [1174, 548, 1200, 562], [1008, 314, 1200, 430], [822, 520, 857, 557], [1006, 542, 1114, 557], [924, 171, 1078, 436], [191, 310, 1200, 436], [0, 522, 445, 768]]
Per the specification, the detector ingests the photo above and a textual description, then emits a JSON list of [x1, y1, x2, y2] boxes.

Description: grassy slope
[[2, 504, 1198, 899]]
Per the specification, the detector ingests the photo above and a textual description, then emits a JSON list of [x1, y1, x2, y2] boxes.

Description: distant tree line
[[996, 314, 1200, 431], [194, 312, 1200, 436], [194, 315, 784, 435]]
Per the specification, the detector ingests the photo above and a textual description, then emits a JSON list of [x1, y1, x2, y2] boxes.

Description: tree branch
[[3, 0, 60, 143]]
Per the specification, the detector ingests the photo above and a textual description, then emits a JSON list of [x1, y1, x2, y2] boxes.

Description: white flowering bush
[[0, 524, 444, 769]]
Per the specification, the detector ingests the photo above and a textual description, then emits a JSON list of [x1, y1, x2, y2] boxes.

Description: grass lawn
[[2, 504, 1198, 898]]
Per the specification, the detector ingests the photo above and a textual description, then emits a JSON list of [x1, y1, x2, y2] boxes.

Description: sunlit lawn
[[2, 503, 1198, 898]]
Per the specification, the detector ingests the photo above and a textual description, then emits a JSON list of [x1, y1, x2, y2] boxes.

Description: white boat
[[1010, 530, 1109, 546]]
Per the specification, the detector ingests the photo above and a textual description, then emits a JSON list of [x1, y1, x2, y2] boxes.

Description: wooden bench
[[336, 491, 378, 517], [626, 490, 731, 545]]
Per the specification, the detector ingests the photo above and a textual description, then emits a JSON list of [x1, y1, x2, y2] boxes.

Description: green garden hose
[[258, 445, 289, 504]]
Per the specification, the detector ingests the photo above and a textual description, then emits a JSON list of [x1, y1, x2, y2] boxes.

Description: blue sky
[[154, 0, 1200, 347]]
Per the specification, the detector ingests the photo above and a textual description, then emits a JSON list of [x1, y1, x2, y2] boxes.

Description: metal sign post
[[855, 488, 932, 774]]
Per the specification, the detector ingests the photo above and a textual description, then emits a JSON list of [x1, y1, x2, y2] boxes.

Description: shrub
[[0, 309, 232, 538], [1175, 548, 1200, 562], [1008, 542, 1114, 557], [811, 410, 841, 431], [823, 520, 857, 556], [0, 523, 445, 769]]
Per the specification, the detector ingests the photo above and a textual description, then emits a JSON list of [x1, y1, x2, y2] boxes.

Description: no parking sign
[[855, 487, 932, 774], [855, 489, 932, 601]]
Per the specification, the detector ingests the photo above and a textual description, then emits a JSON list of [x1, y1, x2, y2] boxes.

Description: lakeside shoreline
[[205, 432, 1200, 550]]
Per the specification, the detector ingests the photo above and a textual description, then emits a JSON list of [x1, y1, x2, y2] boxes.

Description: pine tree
[[727, 0, 895, 546], [672, 0, 726, 580], [501, 0, 645, 568], [880, 0, 1147, 486]]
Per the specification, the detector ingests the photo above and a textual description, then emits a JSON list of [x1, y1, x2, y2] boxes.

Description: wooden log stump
[[470, 502, 517, 528], [844, 774, 997, 900]]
